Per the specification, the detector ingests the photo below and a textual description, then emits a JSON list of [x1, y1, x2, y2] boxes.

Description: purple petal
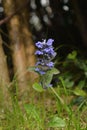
[[47, 62, 54, 68], [35, 68, 46, 75], [35, 50, 43, 55], [35, 41, 43, 48], [47, 39, 54, 46]]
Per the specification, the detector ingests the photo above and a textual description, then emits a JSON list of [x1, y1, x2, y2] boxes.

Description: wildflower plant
[[32, 38, 60, 89]]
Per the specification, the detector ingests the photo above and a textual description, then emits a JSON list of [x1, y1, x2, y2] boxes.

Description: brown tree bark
[[0, 35, 11, 108], [21, 25, 38, 82], [3, 0, 29, 101], [15, 0, 38, 82]]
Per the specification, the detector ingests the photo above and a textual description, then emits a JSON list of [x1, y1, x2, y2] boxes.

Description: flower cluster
[[35, 39, 56, 75]]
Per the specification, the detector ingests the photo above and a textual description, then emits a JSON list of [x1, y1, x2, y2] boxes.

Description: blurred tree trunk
[[3, 0, 29, 101], [0, 35, 11, 108], [15, 0, 38, 82], [71, 0, 87, 47]]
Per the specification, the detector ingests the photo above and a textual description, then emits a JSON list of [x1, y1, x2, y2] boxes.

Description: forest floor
[[0, 85, 87, 130]]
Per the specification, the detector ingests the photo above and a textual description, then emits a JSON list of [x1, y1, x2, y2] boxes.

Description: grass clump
[[0, 80, 87, 130]]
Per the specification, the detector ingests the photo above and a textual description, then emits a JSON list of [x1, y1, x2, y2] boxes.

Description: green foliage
[[1, 50, 87, 130], [24, 104, 42, 124], [47, 116, 66, 128], [41, 68, 60, 88], [59, 50, 87, 106], [73, 88, 87, 97], [0, 79, 87, 130], [67, 50, 77, 60], [62, 50, 87, 89], [33, 83, 44, 92]]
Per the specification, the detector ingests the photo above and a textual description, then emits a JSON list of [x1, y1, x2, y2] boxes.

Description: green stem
[[50, 87, 71, 114], [59, 77, 68, 96], [50, 87, 64, 105]]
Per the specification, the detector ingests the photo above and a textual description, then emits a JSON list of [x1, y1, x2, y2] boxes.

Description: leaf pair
[[33, 68, 60, 91]]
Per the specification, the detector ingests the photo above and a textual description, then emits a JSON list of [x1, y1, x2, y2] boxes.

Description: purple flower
[[35, 50, 43, 55], [52, 52, 57, 57], [35, 68, 46, 75], [43, 47, 55, 56], [36, 59, 44, 66], [47, 39, 54, 46], [47, 62, 54, 68], [35, 38, 56, 75], [35, 41, 43, 48], [43, 48, 51, 53]]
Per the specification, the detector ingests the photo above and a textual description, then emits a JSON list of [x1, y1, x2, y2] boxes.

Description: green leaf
[[67, 51, 77, 60], [73, 88, 87, 97], [42, 72, 53, 87], [33, 83, 43, 92], [49, 68, 60, 75], [64, 78, 74, 88], [41, 68, 60, 87], [77, 80, 85, 89], [47, 116, 66, 128]]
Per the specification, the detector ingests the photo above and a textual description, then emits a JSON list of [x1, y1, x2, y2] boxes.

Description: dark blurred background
[[0, 0, 87, 58], [28, 0, 87, 57]]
